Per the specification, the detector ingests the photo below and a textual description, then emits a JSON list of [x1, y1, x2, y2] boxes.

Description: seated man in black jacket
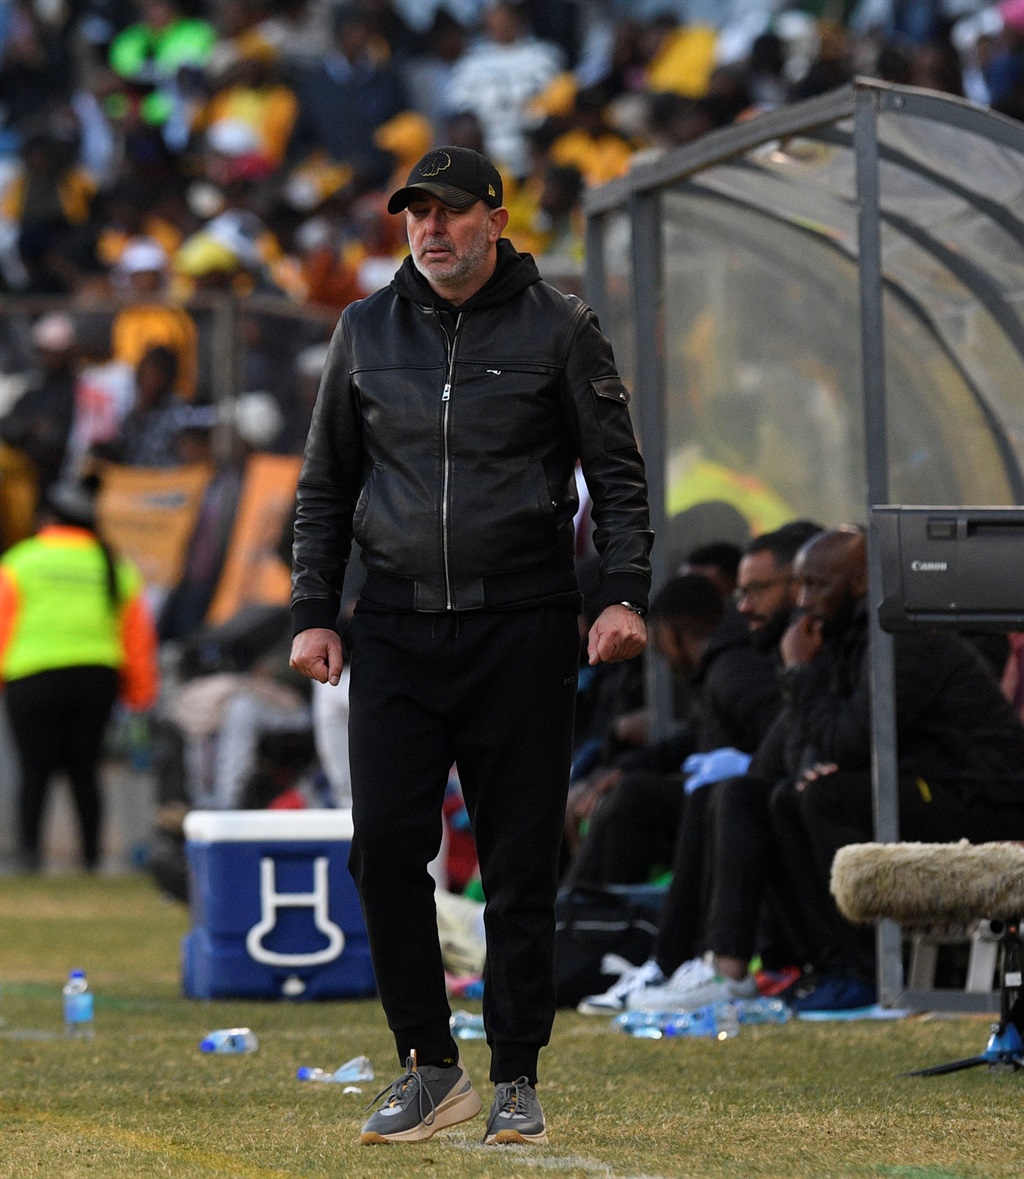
[[769, 527, 1024, 1010], [564, 571, 782, 892], [576, 520, 822, 1014]]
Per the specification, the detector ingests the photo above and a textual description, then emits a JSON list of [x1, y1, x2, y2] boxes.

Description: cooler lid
[[184, 809, 354, 843]]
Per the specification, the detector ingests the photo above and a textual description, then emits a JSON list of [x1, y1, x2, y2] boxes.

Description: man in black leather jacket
[[289, 147, 652, 1146]]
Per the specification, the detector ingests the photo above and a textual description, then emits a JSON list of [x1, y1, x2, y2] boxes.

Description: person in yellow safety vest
[[0, 480, 159, 872]]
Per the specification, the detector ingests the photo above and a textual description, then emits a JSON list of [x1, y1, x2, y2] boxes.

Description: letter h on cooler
[[246, 856, 345, 967]]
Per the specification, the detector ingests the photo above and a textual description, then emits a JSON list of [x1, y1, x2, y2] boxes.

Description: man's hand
[[587, 603, 647, 666], [796, 762, 838, 793], [290, 627, 343, 685], [780, 611, 823, 668]]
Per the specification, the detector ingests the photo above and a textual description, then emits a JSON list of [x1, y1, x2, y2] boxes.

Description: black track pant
[[345, 605, 579, 1084], [6, 665, 119, 870]]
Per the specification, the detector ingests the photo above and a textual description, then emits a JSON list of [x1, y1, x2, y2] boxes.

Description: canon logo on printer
[[911, 560, 949, 572]]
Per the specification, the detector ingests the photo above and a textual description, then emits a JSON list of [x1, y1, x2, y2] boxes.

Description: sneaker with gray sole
[[360, 1052, 482, 1144], [482, 1077, 548, 1145]]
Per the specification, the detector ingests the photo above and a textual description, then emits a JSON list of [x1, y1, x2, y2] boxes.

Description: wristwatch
[[618, 601, 646, 617]]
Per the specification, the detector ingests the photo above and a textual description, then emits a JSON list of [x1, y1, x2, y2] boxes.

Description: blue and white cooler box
[[182, 809, 375, 1000]]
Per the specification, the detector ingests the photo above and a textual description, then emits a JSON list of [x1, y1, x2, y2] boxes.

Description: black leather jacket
[[291, 241, 652, 631]]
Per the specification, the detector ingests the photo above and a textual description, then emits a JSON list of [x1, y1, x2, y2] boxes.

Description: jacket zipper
[[438, 311, 463, 610]]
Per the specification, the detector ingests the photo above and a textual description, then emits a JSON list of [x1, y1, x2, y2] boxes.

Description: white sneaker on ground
[[576, 957, 665, 1015], [627, 951, 759, 1012]]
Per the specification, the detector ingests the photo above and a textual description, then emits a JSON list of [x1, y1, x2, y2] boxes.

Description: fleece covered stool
[[830, 841, 1024, 1075], [831, 840, 1024, 927]]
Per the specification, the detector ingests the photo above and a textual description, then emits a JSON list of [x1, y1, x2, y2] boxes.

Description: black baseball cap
[[387, 146, 503, 214]]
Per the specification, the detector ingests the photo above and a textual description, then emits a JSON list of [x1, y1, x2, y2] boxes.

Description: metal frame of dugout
[[584, 79, 1024, 1014]]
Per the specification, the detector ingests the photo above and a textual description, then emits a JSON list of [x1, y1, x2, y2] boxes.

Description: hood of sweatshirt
[[391, 237, 542, 312]]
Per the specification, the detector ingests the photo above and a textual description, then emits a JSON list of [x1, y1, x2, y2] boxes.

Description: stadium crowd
[[0, 0, 1022, 312]]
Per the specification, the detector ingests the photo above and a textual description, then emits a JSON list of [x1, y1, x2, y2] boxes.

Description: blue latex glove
[[681, 747, 752, 795]]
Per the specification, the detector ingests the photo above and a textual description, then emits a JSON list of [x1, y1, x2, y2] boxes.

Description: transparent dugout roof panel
[[586, 81, 1024, 511]]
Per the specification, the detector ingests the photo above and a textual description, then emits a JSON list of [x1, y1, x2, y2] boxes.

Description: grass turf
[[1, 874, 1022, 1178]]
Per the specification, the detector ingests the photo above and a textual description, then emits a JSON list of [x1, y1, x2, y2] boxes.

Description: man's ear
[[489, 206, 510, 242]]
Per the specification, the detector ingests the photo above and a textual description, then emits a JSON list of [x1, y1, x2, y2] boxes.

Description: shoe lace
[[483, 1076, 531, 1140], [609, 958, 661, 999], [364, 1057, 437, 1127]]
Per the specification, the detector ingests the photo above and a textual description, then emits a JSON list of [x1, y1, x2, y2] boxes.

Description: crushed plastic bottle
[[63, 969, 94, 1039], [614, 1002, 740, 1040], [450, 1011, 486, 1040], [200, 1027, 258, 1054], [732, 996, 791, 1025], [296, 1055, 375, 1083]]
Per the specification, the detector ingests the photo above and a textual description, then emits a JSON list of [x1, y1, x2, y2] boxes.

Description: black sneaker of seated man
[[483, 1076, 548, 1145], [360, 1051, 481, 1144]]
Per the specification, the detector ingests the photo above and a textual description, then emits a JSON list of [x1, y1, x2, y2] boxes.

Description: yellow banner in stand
[[97, 462, 212, 589], [205, 453, 301, 625]]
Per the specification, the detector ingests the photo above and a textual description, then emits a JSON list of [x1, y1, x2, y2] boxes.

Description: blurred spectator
[[0, 314, 80, 548], [168, 604, 313, 809], [530, 161, 584, 261], [197, 51, 299, 172], [400, 10, 470, 137], [546, 85, 634, 186], [990, 0, 1024, 118], [95, 178, 185, 271], [258, 0, 335, 67], [107, 0, 216, 142], [447, 0, 564, 178], [680, 541, 743, 601], [98, 344, 187, 466], [288, 2, 408, 189], [642, 12, 718, 99], [111, 236, 199, 399], [0, 1, 75, 160], [0, 122, 98, 293], [176, 198, 287, 290], [0, 476, 159, 871], [156, 389, 286, 644]]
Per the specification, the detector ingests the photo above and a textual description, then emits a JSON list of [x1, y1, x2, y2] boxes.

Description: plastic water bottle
[[450, 1011, 486, 1040], [200, 1028, 258, 1054], [297, 1055, 375, 1083], [63, 969, 94, 1039], [614, 1003, 740, 1040], [612, 1010, 673, 1039], [732, 997, 791, 1025]]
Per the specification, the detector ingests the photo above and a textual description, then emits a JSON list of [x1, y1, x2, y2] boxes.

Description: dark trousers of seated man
[[771, 770, 1024, 981], [563, 771, 685, 892], [345, 603, 580, 1085], [700, 774, 813, 971], [570, 773, 804, 977]]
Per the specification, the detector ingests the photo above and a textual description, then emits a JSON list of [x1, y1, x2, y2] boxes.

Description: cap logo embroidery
[[420, 151, 452, 178], [487, 184, 496, 196]]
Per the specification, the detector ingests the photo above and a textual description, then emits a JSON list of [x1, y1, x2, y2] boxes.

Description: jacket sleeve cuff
[[291, 597, 341, 637], [591, 572, 650, 619]]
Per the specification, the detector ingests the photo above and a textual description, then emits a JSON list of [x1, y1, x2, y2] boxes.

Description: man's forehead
[[739, 550, 780, 578], [796, 540, 853, 579]]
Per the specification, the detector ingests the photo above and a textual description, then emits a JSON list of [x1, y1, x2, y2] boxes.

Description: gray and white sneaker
[[482, 1077, 548, 1145], [628, 952, 759, 1012], [360, 1052, 482, 1144], [576, 956, 665, 1015]]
